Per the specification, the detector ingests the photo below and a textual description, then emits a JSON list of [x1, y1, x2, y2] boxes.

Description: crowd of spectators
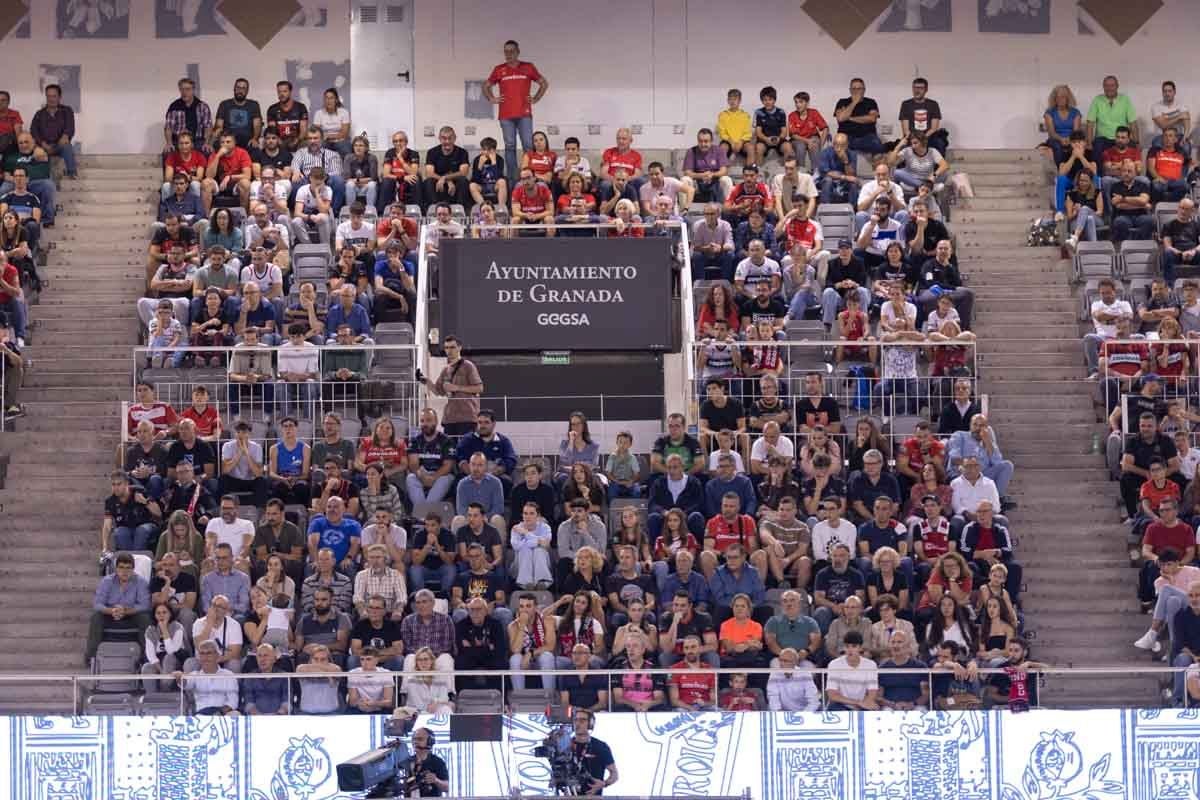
[[74, 49, 1093, 714]]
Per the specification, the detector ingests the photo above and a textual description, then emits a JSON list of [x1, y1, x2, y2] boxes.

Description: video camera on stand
[[336, 716, 418, 797], [533, 724, 593, 796]]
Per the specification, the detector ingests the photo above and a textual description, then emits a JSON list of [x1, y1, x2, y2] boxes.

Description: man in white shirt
[[854, 195, 905, 270], [854, 163, 908, 228], [733, 239, 782, 301], [176, 641, 240, 715], [766, 647, 820, 711], [1174, 430, 1200, 481], [275, 323, 319, 417], [189, 598, 243, 673], [204, 495, 255, 574], [360, 508, 409, 568], [1084, 278, 1134, 378], [347, 648, 395, 714], [949, 458, 1002, 538], [1151, 80, 1191, 152], [750, 422, 795, 474], [810, 500, 857, 565], [825, 630, 879, 710]]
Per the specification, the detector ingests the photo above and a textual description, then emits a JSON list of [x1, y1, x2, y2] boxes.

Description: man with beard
[[213, 78, 263, 150]]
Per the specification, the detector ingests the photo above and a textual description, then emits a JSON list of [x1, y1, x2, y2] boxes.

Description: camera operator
[[409, 727, 450, 797], [569, 709, 618, 795]]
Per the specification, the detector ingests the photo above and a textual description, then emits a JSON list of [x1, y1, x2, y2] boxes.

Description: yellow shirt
[[717, 108, 752, 144]]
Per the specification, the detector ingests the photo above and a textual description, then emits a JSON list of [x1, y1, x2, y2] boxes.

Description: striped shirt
[[291, 146, 343, 179], [301, 571, 354, 615], [401, 612, 456, 657], [353, 567, 409, 613]]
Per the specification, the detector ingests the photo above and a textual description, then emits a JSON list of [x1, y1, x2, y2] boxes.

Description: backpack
[[1027, 216, 1060, 247]]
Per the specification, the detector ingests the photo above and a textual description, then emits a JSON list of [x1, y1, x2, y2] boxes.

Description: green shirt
[[3, 151, 51, 181], [765, 612, 820, 652], [1086, 94, 1137, 140]]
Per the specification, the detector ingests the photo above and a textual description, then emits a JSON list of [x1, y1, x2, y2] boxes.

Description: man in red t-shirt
[[1139, 496, 1195, 604], [669, 636, 717, 710], [1148, 128, 1190, 202], [599, 127, 645, 197], [484, 40, 549, 184], [376, 203, 418, 255], [1098, 315, 1148, 415], [704, 492, 759, 556], [896, 420, 946, 489], [202, 132, 252, 212], [724, 165, 773, 224], [127, 381, 179, 439], [511, 168, 554, 233], [787, 91, 829, 169], [1100, 126, 1143, 197], [162, 131, 206, 201]]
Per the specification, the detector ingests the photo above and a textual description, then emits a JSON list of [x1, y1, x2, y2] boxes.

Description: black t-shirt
[[384, 147, 420, 168], [105, 492, 155, 528], [661, 610, 715, 653], [455, 524, 502, 555], [350, 618, 403, 649], [604, 571, 655, 607], [915, 257, 962, 292], [699, 397, 745, 433], [410, 526, 457, 553], [125, 442, 169, 478], [813, 564, 866, 603], [1125, 394, 1167, 424], [151, 225, 197, 251], [573, 736, 616, 789], [868, 568, 910, 598], [1110, 180, 1150, 218], [266, 101, 309, 143], [215, 98, 263, 146], [1163, 218, 1200, 251], [1067, 189, 1099, 212], [898, 98, 942, 136], [876, 259, 917, 288], [796, 396, 841, 429], [739, 295, 788, 325], [802, 475, 846, 507], [1064, 148, 1096, 182], [409, 432, 454, 473], [826, 256, 870, 297], [413, 752, 449, 797], [560, 571, 605, 598], [904, 218, 951, 255], [425, 145, 469, 178], [454, 569, 505, 603], [1124, 433, 1177, 471], [561, 672, 609, 709], [834, 96, 880, 138], [167, 439, 216, 476], [250, 146, 292, 172], [749, 396, 790, 431], [148, 570, 198, 605]]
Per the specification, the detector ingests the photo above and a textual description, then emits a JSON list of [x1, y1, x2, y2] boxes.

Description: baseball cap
[[837, 238, 852, 248]]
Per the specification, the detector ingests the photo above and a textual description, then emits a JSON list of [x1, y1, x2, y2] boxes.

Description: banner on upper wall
[[1, 709, 1196, 799], [439, 237, 675, 352]]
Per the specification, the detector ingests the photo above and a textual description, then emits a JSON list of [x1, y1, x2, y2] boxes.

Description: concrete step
[[58, 185, 158, 199], [971, 323, 1080, 338], [961, 172, 1046, 189], [13, 411, 121, 432], [22, 386, 129, 403], [57, 204, 155, 221], [22, 372, 131, 389], [973, 309, 1077, 323], [21, 360, 132, 377], [957, 246, 1060, 261], [976, 338, 1079, 354], [79, 154, 161, 168], [955, 209, 1053, 225], [949, 149, 1042, 163], [988, 410, 1093, 425], [984, 394, 1095, 410], [974, 299, 1076, 314], [956, 197, 1046, 212], [970, 185, 1048, 200], [955, 231, 1029, 247], [977, 352, 1081, 367], [37, 292, 144, 306], [29, 316, 138, 332], [31, 303, 138, 320]]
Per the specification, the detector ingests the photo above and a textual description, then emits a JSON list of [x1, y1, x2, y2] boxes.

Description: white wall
[[0, 1, 349, 154], [412, 0, 1200, 152]]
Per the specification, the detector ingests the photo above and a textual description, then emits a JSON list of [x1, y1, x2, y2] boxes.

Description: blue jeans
[[0, 297, 26, 339], [408, 561, 458, 594], [607, 482, 644, 501], [1054, 175, 1071, 213], [982, 459, 1015, 496], [1154, 178, 1189, 203], [406, 472, 454, 506], [1163, 248, 1200, 285], [820, 286, 871, 326], [691, 251, 736, 282], [1112, 213, 1154, 243], [1173, 653, 1193, 705], [812, 606, 835, 634], [499, 116, 534, 184], [788, 289, 819, 320], [47, 141, 77, 176], [114, 524, 159, 551], [275, 380, 318, 418], [346, 653, 404, 671], [847, 134, 886, 155], [819, 177, 860, 206], [893, 168, 932, 190], [1070, 206, 1098, 241], [345, 180, 378, 211]]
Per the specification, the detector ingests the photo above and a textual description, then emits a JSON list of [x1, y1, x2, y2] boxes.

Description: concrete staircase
[[954, 148, 1160, 707], [0, 154, 155, 713]]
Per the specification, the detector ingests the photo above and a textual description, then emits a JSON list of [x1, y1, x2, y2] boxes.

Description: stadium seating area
[[5, 64, 1200, 715]]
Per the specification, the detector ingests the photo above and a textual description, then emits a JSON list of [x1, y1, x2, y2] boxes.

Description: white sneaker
[[1066, 235, 1079, 250], [1054, 211, 1065, 222], [1134, 629, 1161, 652]]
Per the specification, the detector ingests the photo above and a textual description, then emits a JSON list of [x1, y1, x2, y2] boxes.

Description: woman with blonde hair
[[402, 646, 455, 713], [1041, 84, 1081, 165], [155, 510, 205, 576], [609, 198, 645, 237]]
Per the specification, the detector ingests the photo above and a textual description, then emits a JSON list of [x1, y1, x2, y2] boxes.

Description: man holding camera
[[409, 727, 450, 797], [568, 708, 618, 795]]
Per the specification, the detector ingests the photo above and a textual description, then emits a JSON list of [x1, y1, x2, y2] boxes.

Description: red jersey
[[359, 437, 406, 468], [602, 147, 643, 178], [784, 218, 820, 249], [376, 216, 418, 240], [556, 193, 596, 213], [901, 437, 946, 474], [787, 108, 828, 139], [719, 688, 759, 711], [726, 181, 772, 212], [839, 310, 868, 341], [931, 345, 969, 377], [1100, 340, 1147, 377], [127, 402, 178, 436], [166, 150, 207, 179], [0, 108, 22, 136], [1151, 147, 1187, 181], [1102, 145, 1141, 170], [526, 150, 557, 178], [670, 663, 716, 706], [1143, 519, 1195, 555], [1140, 479, 1182, 513], [608, 223, 645, 238], [1154, 341, 1189, 379], [915, 517, 952, 560], [181, 406, 220, 438], [216, 147, 252, 179], [704, 514, 757, 552], [744, 342, 781, 372], [513, 183, 552, 217], [486, 61, 543, 120], [0, 263, 18, 303]]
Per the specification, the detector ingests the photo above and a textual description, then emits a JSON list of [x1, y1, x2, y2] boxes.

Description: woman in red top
[[652, 508, 701, 562], [521, 131, 557, 183], [356, 418, 406, 484], [1153, 317, 1190, 389], [554, 172, 596, 213], [697, 282, 740, 338], [907, 463, 953, 519], [916, 552, 973, 634], [608, 199, 645, 237]]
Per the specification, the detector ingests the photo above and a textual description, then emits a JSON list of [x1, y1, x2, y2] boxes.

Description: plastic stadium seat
[[139, 691, 186, 715], [508, 688, 561, 714], [817, 204, 854, 246], [340, 418, 363, 440], [888, 415, 923, 439], [1074, 241, 1118, 321], [85, 692, 136, 715], [456, 688, 503, 713], [90, 641, 142, 693], [1155, 202, 1179, 237], [412, 501, 455, 526], [1119, 240, 1162, 303], [404, 204, 422, 218]]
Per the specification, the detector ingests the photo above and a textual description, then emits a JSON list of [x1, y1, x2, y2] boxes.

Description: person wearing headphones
[[569, 708, 618, 795], [409, 727, 450, 797]]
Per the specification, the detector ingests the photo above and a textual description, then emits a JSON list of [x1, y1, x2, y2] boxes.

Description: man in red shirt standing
[[484, 40, 549, 185], [203, 132, 253, 213]]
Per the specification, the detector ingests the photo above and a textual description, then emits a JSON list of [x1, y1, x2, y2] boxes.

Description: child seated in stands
[[605, 431, 643, 500], [181, 385, 222, 442], [718, 672, 762, 711], [264, 593, 294, 654], [927, 319, 976, 377], [147, 299, 185, 368], [834, 292, 875, 365]]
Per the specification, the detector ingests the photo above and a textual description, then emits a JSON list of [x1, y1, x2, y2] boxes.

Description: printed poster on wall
[[57, 0, 130, 39], [285, 59, 351, 115], [979, 0, 1051, 34], [39, 65, 82, 115], [155, 0, 227, 38], [878, 0, 953, 32]]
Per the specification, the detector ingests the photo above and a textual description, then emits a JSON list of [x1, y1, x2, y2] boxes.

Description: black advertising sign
[[439, 237, 674, 351]]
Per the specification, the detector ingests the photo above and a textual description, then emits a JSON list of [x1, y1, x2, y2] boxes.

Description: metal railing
[[17, 663, 1199, 716], [1096, 337, 1197, 437], [125, 343, 420, 440]]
